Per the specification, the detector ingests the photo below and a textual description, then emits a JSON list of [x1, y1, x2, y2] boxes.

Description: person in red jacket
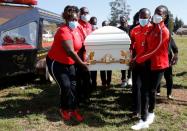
[[46, 5, 88, 122], [79, 7, 92, 37], [132, 5, 170, 130], [130, 8, 153, 130], [130, 8, 152, 119], [77, 7, 93, 103]]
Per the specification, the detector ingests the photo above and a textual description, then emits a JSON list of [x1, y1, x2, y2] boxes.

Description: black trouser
[[141, 68, 164, 121], [121, 70, 131, 81], [76, 65, 92, 102], [91, 71, 97, 89], [148, 70, 165, 113], [132, 66, 142, 115], [140, 62, 151, 121], [132, 63, 150, 117], [157, 66, 173, 96], [46, 56, 77, 110], [77, 45, 92, 101], [100, 70, 112, 86]]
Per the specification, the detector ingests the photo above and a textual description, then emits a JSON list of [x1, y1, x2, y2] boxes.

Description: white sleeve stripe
[[138, 24, 163, 60]]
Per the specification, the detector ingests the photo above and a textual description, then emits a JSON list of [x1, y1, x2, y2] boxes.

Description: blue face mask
[[139, 19, 149, 27], [81, 15, 90, 22], [68, 21, 78, 30]]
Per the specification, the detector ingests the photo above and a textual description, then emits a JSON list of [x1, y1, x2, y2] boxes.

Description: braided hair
[[133, 11, 140, 26]]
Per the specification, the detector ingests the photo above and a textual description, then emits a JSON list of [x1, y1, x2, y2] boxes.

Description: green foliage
[[168, 10, 174, 33], [109, 0, 131, 26], [174, 17, 184, 32]]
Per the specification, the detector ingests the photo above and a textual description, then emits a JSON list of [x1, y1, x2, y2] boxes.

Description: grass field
[[0, 36, 187, 131]]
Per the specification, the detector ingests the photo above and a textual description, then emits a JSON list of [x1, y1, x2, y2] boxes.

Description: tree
[[174, 17, 184, 32], [168, 10, 174, 33], [109, 0, 131, 26], [178, 19, 184, 28]]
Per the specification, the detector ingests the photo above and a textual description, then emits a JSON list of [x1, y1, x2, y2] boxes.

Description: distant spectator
[[89, 16, 98, 31], [89, 16, 98, 90], [129, 11, 140, 33], [102, 20, 110, 26], [118, 15, 132, 88], [100, 20, 112, 87]]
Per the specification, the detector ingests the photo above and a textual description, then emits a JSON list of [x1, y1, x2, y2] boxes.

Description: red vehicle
[[0, 0, 37, 5], [0, 1, 62, 81]]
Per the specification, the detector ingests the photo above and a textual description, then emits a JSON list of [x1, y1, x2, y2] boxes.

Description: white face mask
[[153, 14, 163, 24], [81, 15, 90, 22]]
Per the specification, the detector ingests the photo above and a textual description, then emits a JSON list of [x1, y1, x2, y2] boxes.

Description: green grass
[[0, 35, 187, 131], [173, 35, 187, 88]]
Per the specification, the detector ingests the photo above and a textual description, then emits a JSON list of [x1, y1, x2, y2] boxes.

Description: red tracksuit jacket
[[130, 23, 153, 58], [136, 22, 170, 70]]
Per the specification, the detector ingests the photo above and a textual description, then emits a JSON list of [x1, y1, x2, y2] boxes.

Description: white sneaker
[[121, 81, 127, 88], [156, 93, 160, 96], [131, 120, 149, 130], [146, 113, 155, 125], [127, 78, 132, 86], [167, 95, 174, 100]]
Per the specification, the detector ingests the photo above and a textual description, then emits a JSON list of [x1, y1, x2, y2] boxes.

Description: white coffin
[[85, 26, 131, 71]]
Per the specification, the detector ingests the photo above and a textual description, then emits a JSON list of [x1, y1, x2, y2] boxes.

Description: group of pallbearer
[[46, 4, 178, 130]]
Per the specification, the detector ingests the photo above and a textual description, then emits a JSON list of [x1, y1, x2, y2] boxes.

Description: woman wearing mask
[[130, 8, 152, 130], [132, 5, 170, 130], [46, 5, 88, 122], [156, 12, 179, 99]]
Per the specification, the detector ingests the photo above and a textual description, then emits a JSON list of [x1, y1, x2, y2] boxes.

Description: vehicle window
[[42, 20, 58, 48], [0, 22, 37, 49], [0, 6, 32, 25]]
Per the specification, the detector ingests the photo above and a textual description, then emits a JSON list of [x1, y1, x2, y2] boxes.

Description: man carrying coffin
[[77, 7, 93, 103]]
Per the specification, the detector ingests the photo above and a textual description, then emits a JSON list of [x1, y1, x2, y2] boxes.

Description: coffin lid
[[85, 26, 130, 46]]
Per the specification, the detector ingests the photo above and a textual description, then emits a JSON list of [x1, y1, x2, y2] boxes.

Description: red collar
[[158, 21, 165, 28], [156, 21, 165, 28], [79, 20, 88, 27], [154, 21, 165, 32]]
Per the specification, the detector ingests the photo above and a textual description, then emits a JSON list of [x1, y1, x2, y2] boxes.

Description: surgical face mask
[[139, 19, 149, 27], [153, 14, 163, 24], [81, 15, 90, 22], [68, 21, 78, 30]]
